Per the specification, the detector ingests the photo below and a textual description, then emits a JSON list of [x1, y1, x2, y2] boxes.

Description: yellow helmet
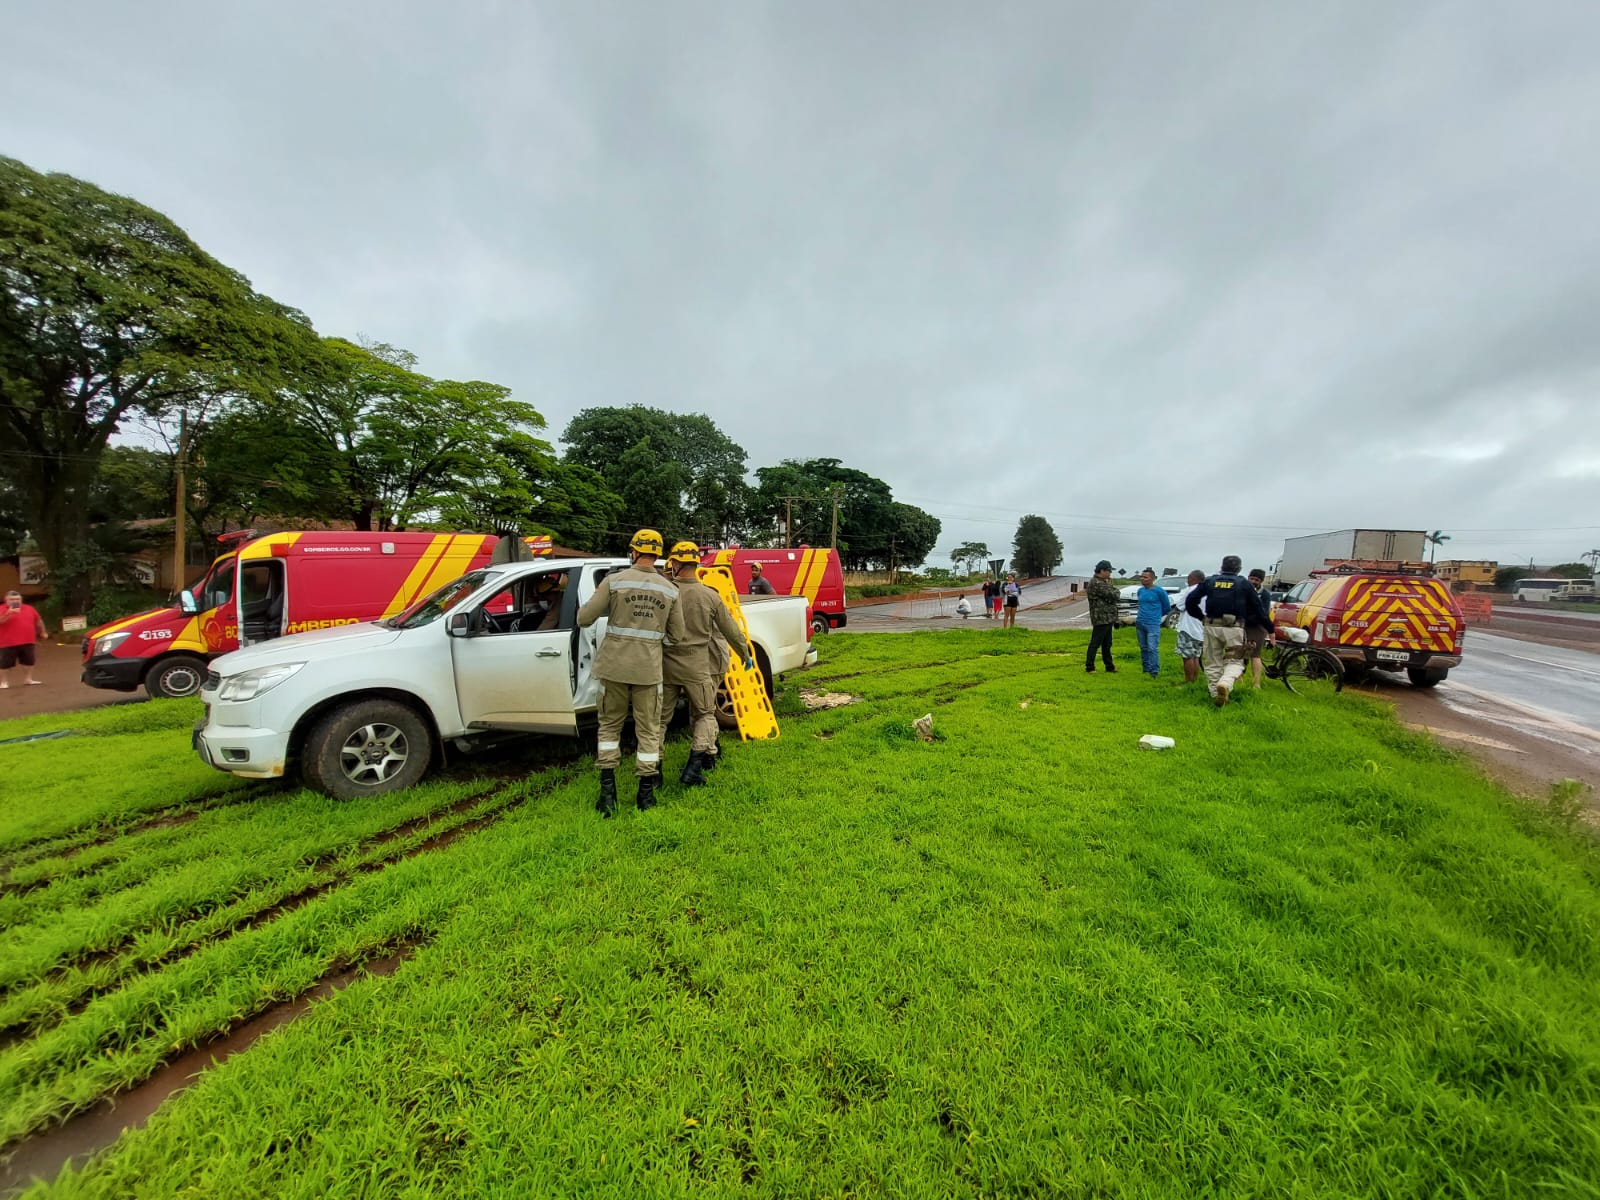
[[629, 528, 664, 557], [668, 540, 701, 566]]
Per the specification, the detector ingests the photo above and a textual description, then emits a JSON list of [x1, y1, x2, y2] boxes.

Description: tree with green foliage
[[0, 156, 317, 605], [950, 541, 990, 575], [888, 502, 941, 571], [753, 458, 900, 569], [561, 406, 750, 542], [1011, 514, 1063, 578], [1548, 562, 1594, 579]]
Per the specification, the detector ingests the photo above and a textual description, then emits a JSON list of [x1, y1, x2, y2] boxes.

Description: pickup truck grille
[[204, 670, 221, 692]]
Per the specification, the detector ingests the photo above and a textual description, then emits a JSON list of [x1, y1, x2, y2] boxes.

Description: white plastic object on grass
[[1138, 734, 1175, 751]]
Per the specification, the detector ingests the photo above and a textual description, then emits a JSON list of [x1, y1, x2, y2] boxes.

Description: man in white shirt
[[1173, 570, 1206, 685]]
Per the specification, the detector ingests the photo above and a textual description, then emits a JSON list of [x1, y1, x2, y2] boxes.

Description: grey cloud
[[4, 0, 1598, 573]]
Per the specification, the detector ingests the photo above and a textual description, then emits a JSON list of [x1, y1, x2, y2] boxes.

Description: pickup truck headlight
[[94, 632, 131, 656], [217, 662, 304, 702]]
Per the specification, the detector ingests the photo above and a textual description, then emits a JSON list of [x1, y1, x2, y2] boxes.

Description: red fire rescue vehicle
[[82, 531, 513, 699], [700, 546, 847, 636]]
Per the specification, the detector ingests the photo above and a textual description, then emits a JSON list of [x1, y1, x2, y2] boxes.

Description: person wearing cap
[[747, 562, 776, 595], [659, 541, 754, 787], [1183, 554, 1271, 707], [1085, 561, 1120, 672], [578, 528, 687, 816], [1243, 568, 1273, 689]]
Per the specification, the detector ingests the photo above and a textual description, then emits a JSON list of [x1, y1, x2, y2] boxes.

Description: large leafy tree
[[561, 406, 750, 542], [1012, 514, 1063, 578], [888, 502, 941, 571], [950, 541, 990, 575], [752, 458, 900, 570], [0, 156, 316, 604]]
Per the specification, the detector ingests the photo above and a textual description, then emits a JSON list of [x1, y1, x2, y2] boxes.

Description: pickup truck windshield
[[391, 569, 496, 630]]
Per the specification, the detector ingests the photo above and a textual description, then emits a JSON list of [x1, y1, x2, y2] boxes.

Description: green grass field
[[1, 630, 1597, 1198]]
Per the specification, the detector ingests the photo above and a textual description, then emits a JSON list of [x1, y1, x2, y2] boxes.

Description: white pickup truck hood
[[211, 622, 402, 675]]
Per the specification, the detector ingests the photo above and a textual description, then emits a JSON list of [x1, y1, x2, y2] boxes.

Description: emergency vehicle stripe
[[382, 535, 451, 618], [239, 532, 303, 561], [799, 549, 829, 604], [790, 549, 815, 597], [414, 535, 483, 603]]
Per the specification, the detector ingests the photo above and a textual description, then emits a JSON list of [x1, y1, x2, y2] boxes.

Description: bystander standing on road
[[1134, 568, 1172, 677], [0, 590, 47, 688], [1002, 574, 1021, 628], [1086, 561, 1120, 673], [981, 580, 993, 618], [747, 563, 776, 595], [1184, 555, 1266, 707], [1173, 570, 1206, 684], [1244, 568, 1273, 689], [991, 581, 1003, 619]]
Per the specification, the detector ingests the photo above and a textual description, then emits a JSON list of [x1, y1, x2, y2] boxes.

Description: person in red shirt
[[0, 590, 48, 687]]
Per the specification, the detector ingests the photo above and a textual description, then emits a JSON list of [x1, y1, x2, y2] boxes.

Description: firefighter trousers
[[661, 676, 719, 754], [1201, 623, 1246, 698], [596, 680, 663, 776]]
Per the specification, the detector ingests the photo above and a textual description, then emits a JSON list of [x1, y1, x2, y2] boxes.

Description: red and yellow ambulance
[[1272, 561, 1464, 687], [82, 531, 506, 698], [700, 546, 847, 636]]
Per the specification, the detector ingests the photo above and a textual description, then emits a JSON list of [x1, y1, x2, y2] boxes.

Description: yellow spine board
[[695, 566, 780, 742]]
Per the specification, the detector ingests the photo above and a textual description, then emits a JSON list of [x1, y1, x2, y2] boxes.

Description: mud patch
[[800, 690, 861, 711], [0, 939, 424, 1196]]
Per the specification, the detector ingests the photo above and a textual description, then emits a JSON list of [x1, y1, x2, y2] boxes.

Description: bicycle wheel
[[1279, 647, 1345, 696]]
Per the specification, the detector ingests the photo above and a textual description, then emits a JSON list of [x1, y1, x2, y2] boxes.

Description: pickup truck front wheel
[[303, 699, 432, 799]]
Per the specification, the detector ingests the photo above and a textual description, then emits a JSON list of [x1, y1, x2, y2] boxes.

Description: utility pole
[[829, 486, 840, 552], [173, 410, 188, 593], [784, 497, 793, 549]]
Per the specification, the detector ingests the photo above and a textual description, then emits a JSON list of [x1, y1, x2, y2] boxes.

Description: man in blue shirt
[[1134, 569, 1173, 677], [1184, 555, 1271, 707]]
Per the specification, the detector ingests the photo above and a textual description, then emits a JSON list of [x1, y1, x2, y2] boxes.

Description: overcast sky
[[6, 1, 1599, 574]]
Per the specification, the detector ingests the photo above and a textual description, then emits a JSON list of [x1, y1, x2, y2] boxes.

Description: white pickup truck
[[193, 557, 816, 798]]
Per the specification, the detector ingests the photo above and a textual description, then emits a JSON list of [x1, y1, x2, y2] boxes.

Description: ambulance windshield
[[390, 569, 495, 630]]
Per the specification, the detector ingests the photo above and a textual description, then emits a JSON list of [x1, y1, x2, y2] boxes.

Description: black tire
[[1407, 666, 1448, 688], [145, 654, 209, 700], [811, 614, 830, 637], [302, 699, 433, 800], [1280, 647, 1345, 696], [714, 651, 773, 732]]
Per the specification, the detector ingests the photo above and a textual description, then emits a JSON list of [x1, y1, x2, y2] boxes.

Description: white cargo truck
[[1276, 530, 1427, 586]]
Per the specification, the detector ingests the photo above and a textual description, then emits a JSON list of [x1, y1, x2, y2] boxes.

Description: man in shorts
[[1244, 568, 1274, 688], [0, 590, 48, 688], [1173, 571, 1205, 684]]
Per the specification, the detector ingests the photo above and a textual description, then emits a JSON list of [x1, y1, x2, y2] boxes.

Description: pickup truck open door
[[450, 564, 581, 735]]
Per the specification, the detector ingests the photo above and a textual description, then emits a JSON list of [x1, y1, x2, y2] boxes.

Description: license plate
[[1375, 649, 1409, 662]]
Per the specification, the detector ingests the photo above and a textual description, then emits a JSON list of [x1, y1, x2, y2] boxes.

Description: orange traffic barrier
[[1456, 593, 1493, 625]]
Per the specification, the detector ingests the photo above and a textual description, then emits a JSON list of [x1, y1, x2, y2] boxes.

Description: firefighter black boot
[[701, 739, 719, 771], [596, 770, 618, 818], [636, 772, 658, 811], [679, 751, 707, 787]]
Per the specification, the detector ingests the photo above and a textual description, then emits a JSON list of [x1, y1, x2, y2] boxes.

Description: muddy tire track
[[0, 935, 429, 1195]]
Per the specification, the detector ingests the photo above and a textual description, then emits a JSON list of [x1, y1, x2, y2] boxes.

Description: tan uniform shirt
[[577, 563, 686, 685], [663, 577, 751, 684]]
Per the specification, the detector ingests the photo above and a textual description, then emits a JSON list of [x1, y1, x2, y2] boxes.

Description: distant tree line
[[0, 157, 939, 606]]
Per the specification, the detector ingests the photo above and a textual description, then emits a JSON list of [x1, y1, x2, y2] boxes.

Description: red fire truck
[[700, 546, 847, 636], [82, 531, 512, 698]]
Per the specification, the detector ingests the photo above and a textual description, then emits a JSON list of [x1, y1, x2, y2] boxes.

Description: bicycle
[[1262, 627, 1345, 695]]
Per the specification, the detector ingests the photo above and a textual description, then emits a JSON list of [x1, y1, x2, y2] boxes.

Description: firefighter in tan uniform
[[660, 542, 753, 787], [577, 529, 686, 816]]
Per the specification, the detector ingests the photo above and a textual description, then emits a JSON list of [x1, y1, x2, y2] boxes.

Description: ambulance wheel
[[146, 655, 209, 700], [1407, 667, 1448, 688], [811, 614, 830, 637], [304, 699, 432, 799]]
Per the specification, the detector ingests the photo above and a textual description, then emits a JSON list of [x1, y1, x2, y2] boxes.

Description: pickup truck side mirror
[[447, 610, 488, 638], [179, 589, 199, 616]]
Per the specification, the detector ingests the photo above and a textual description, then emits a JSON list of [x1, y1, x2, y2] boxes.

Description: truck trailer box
[[1278, 529, 1427, 585]]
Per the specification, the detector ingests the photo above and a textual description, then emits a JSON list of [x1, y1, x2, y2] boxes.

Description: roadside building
[[1433, 560, 1497, 591]]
